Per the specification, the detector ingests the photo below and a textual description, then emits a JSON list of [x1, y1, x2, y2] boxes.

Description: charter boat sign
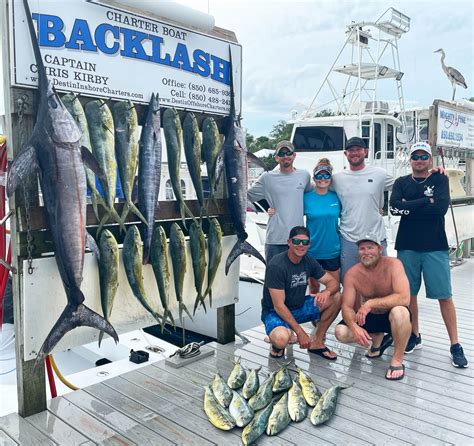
[[10, 0, 242, 116]]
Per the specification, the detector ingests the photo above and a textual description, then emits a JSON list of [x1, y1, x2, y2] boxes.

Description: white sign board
[[436, 104, 474, 150], [11, 0, 242, 116]]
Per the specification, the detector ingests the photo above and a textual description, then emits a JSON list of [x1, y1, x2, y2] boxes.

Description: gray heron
[[434, 48, 468, 101]]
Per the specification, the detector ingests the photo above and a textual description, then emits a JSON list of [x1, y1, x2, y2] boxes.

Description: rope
[[45, 356, 57, 398], [48, 354, 80, 391]]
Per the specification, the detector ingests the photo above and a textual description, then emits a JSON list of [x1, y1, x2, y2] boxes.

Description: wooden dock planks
[[0, 260, 472, 445]]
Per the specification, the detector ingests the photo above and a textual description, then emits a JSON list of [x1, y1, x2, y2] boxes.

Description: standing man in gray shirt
[[332, 137, 394, 280], [248, 140, 312, 263]]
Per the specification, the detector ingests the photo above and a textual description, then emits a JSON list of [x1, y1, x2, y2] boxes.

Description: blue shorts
[[262, 296, 320, 335], [397, 250, 452, 299]]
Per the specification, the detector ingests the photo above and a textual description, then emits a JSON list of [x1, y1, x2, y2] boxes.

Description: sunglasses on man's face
[[314, 173, 331, 180], [277, 150, 294, 157], [411, 153, 430, 161], [291, 238, 310, 246]]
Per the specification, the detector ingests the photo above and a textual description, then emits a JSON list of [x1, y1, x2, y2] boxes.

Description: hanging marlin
[[221, 47, 266, 274], [7, 0, 118, 362]]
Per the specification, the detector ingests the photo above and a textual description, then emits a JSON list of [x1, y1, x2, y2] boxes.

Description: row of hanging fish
[[96, 218, 223, 344], [203, 359, 350, 444]]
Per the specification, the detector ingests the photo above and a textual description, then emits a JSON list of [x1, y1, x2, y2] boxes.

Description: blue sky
[[177, 0, 473, 136]]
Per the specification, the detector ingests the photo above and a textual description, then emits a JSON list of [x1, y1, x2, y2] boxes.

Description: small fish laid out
[[211, 372, 233, 408], [138, 93, 162, 264], [123, 226, 163, 325], [241, 402, 274, 445], [287, 380, 308, 422], [298, 368, 321, 407], [227, 357, 247, 390], [310, 384, 349, 426], [85, 98, 123, 233], [163, 108, 195, 228], [229, 390, 254, 427], [97, 230, 119, 347], [112, 100, 147, 227], [241, 366, 261, 400], [203, 385, 236, 431], [202, 217, 222, 307], [150, 225, 175, 330], [189, 222, 207, 315], [201, 117, 221, 210], [266, 392, 291, 436], [221, 48, 266, 275], [272, 364, 292, 393], [183, 112, 206, 218], [248, 372, 275, 411], [169, 223, 193, 326], [7, 0, 118, 361], [62, 93, 103, 222]]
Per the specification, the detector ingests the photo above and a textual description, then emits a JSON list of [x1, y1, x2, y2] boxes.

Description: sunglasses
[[314, 173, 331, 180], [411, 153, 430, 161], [277, 150, 294, 157], [291, 238, 310, 246]]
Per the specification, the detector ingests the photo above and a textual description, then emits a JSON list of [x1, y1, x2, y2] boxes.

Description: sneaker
[[450, 343, 469, 368], [405, 333, 422, 353]]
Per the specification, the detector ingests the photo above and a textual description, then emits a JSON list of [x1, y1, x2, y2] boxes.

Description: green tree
[[269, 120, 293, 142]]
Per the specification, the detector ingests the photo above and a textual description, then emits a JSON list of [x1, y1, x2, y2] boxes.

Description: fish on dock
[[310, 384, 350, 426], [288, 379, 308, 422], [138, 93, 162, 264], [202, 217, 222, 307], [183, 112, 206, 218], [221, 48, 266, 274], [228, 390, 254, 427], [241, 366, 261, 400], [298, 367, 321, 407], [227, 357, 247, 390], [203, 385, 236, 431], [211, 372, 233, 408], [272, 363, 292, 393], [6, 0, 118, 361], [97, 230, 119, 347], [189, 221, 207, 315], [150, 225, 175, 331], [248, 371, 275, 411], [123, 226, 163, 325], [168, 223, 193, 326], [266, 392, 291, 436], [113, 100, 147, 227], [241, 401, 274, 445], [163, 108, 195, 228]]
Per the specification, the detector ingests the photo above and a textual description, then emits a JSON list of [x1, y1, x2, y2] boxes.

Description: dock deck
[[1, 259, 472, 445]]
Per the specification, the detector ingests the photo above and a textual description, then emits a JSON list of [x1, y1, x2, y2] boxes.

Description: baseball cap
[[345, 136, 367, 150], [274, 140, 295, 155], [313, 164, 333, 176], [409, 141, 432, 156], [356, 233, 382, 246]]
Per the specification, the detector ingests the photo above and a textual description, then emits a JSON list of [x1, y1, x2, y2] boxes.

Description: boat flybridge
[[290, 7, 412, 176]]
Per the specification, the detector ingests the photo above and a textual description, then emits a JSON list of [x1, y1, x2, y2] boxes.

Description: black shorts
[[338, 307, 411, 334], [317, 256, 340, 272]]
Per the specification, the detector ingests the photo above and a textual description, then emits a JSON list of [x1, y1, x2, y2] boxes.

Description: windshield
[[292, 126, 345, 152]]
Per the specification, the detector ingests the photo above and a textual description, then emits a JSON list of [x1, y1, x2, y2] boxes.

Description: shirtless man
[[335, 233, 411, 380]]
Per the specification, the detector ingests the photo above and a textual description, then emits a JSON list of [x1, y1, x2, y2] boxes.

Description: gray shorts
[[265, 244, 288, 264], [340, 235, 387, 282]]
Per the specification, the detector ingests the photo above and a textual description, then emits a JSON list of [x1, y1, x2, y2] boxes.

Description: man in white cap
[[389, 142, 468, 368], [331, 136, 394, 280], [335, 233, 412, 380], [248, 140, 311, 264]]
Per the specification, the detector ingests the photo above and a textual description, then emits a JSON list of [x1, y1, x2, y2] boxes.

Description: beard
[[360, 254, 380, 268], [348, 156, 365, 167]]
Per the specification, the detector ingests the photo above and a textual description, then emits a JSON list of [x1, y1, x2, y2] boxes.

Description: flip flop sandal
[[385, 364, 405, 381], [365, 334, 393, 359], [269, 345, 285, 358], [307, 347, 337, 360]]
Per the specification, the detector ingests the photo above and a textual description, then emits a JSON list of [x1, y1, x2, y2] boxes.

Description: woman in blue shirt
[[304, 158, 341, 291]]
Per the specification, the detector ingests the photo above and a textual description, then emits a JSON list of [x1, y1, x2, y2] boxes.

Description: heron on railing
[[434, 48, 468, 101]]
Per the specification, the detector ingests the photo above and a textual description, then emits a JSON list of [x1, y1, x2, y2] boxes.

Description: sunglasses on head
[[277, 149, 294, 157], [411, 153, 430, 161], [314, 173, 331, 180], [291, 238, 310, 246]]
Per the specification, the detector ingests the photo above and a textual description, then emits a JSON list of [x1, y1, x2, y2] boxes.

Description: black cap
[[345, 136, 366, 150]]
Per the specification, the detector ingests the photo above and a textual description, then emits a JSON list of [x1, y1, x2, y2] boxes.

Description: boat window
[[362, 121, 380, 158], [165, 179, 174, 200], [292, 126, 345, 152], [386, 124, 394, 159], [420, 119, 429, 141]]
